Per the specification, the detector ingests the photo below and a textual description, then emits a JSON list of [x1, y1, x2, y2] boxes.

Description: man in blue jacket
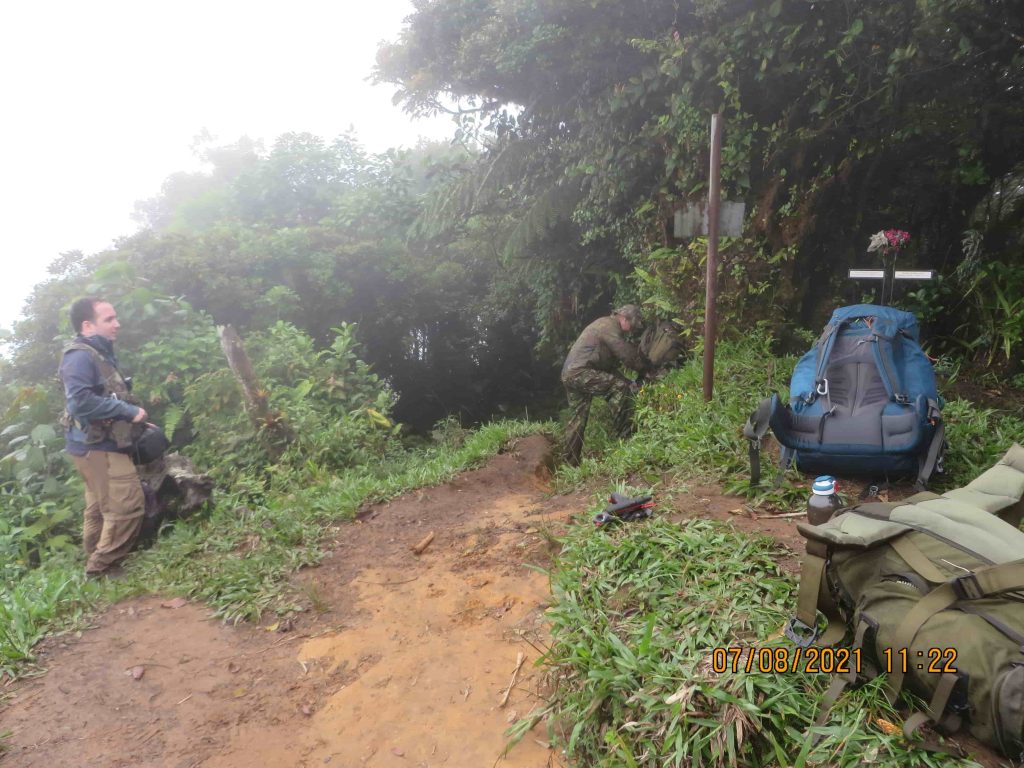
[[59, 297, 148, 577]]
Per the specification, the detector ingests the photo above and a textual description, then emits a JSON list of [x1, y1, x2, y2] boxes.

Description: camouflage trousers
[[72, 450, 144, 574], [562, 369, 636, 467]]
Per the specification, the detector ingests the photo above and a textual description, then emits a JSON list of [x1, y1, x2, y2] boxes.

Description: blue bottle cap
[[812, 476, 837, 495]]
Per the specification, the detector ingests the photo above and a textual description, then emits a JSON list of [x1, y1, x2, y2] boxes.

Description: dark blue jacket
[[59, 335, 140, 456]]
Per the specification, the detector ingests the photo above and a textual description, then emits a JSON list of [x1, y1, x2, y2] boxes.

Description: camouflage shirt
[[561, 316, 649, 382]]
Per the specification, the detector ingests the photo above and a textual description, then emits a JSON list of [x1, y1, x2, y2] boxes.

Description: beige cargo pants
[[71, 451, 144, 574]]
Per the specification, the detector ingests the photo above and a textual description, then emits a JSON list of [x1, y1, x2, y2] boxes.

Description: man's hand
[[132, 407, 148, 424]]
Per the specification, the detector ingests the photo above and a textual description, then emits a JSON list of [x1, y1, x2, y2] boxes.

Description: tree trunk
[[217, 324, 292, 454]]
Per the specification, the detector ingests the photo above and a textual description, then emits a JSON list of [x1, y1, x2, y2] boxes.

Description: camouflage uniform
[[561, 307, 649, 466]]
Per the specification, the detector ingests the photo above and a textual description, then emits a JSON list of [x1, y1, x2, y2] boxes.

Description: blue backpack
[[744, 305, 945, 489]]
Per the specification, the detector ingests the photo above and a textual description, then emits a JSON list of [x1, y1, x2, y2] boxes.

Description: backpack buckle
[[785, 617, 819, 648], [951, 573, 982, 600], [894, 393, 910, 405]]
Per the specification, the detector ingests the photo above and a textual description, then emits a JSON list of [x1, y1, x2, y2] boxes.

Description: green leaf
[[25, 446, 46, 471], [848, 18, 863, 37], [30, 424, 57, 443], [768, 0, 782, 18], [0, 423, 25, 438]]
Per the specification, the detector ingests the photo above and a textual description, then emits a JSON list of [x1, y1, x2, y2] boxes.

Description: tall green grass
[[532, 516, 982, 767]]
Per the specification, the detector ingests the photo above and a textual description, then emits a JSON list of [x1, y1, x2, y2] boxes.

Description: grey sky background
[[0, 0, 453, 336]]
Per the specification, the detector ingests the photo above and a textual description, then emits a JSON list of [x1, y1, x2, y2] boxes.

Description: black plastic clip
[[785, 617, 819, 648], [951, 573, 982, 600]]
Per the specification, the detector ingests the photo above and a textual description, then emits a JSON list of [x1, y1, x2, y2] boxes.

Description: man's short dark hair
[[70, 297, 106, 333]]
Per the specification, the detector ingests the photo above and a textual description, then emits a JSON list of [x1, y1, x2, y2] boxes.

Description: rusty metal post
[[703, 113, 723, 402]]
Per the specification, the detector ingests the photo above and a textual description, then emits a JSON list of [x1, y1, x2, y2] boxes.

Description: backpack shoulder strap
[[811, 321, 843, 399], [59, 340, 128, 396], [59, 340, 101, 380], [868, 324, 909, 402]]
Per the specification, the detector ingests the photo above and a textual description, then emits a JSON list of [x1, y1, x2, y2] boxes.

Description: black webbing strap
[[816, 406, 836, 444], [872, 330, 907, 402], [777, 446, 795, 489], [742, 397, 774, 487], [812, 322, 841, 396], [915, 420, 946, 491]]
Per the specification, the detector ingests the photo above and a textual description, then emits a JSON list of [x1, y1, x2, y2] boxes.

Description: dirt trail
[[0, 435, 575, 768]]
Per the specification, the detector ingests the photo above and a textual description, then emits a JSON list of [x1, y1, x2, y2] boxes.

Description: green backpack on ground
[[639, 320, 686, 370], [789, 443, 1024, 760]]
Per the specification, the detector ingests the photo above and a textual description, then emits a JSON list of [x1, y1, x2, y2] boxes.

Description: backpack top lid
[[828, 304, 920, 342]]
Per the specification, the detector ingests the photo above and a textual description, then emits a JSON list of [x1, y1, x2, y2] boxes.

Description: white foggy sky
[[0, 0, 454, 334]]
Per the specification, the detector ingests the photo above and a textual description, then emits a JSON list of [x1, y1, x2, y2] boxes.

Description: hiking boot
[[86, 564, 126, 581]]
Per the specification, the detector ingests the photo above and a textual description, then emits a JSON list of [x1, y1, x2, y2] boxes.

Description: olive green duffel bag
[[789, 443, 1024, 760]]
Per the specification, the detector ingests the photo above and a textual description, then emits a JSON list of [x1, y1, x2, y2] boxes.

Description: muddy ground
[[0, 435, 1003, 767]]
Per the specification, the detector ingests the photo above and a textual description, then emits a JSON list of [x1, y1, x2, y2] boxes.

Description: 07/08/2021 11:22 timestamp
[[709, 646, 958, 675]]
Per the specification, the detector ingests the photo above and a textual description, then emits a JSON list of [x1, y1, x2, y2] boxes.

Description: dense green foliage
[[4, 135, 559, 432], [378, 0, 1024, 363]]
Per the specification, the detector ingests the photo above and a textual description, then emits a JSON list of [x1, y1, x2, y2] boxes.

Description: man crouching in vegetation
[[58, 297, 148, 578], [561, 304, 650, 466]]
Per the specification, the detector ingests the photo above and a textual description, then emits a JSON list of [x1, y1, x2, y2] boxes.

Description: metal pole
[[703, 113, 723, 402]]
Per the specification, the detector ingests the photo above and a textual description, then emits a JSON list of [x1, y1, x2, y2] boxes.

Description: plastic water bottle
[[807, 475, 842, 525]]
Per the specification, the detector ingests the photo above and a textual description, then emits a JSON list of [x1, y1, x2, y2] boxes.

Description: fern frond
[[163, 405, 185, 442]]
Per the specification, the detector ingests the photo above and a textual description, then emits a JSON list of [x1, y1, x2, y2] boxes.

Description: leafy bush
[[1, 388, 80, 580], [182, 321, 398, 479], [0, 557, 111, 679]]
